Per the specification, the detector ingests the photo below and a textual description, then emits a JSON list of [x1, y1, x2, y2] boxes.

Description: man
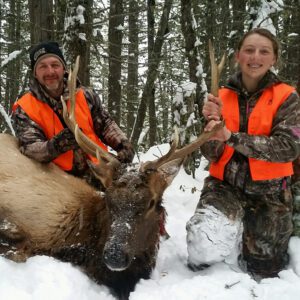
[[12, 41, 134, 185]]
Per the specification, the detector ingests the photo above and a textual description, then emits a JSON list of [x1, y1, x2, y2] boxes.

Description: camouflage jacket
[[12, 74, 131, 177], [201, 71, 300, 195]]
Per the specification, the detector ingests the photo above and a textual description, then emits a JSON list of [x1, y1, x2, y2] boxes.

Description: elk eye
[[148, 199, 155, 210]]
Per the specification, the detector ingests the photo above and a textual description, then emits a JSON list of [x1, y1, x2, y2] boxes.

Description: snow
[[76, 5, 85, 25], [0, 103, 15, 135], [251, 0, 283, 34], [1, 143, 300, 299], [0, 50, 22, 69]]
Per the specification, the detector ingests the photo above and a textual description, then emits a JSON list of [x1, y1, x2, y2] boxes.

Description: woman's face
[[236, 33, 276, 89]]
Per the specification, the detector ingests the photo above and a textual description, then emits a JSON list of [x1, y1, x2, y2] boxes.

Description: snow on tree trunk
[[173, 82, 203, 177]]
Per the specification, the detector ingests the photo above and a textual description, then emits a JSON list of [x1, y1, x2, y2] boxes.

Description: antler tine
[[165, 121, 224, 162], [208, 39, 225, 97], [68, 56, 79, 130], [62, 56, 120, 166], [61, 56, 80, 133], [140, 127, 179, 172], [73, 124, 120, 166]]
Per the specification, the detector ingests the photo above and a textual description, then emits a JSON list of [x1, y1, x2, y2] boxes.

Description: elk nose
[[103, 243, 130, 271]]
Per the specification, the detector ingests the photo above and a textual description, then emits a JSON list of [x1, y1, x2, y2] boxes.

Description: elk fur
[[0, 133, 182, 299]]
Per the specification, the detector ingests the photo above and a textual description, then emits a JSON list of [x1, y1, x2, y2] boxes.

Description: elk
[[0, 52, 223, 299]]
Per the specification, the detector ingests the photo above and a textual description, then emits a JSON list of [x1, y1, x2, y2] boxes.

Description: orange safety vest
[[13, 89, 108, 171], [209, 83, 295, 181]]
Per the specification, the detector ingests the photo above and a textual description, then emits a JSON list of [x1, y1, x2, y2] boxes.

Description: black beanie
[[29, 41, 67, 72]]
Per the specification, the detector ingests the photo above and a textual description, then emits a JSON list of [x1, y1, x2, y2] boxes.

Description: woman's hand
[[204, 119, 232, 142], [202, 93, 223, 121]]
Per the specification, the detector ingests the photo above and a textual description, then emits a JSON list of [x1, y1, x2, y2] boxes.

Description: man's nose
[[45, 65, 55, 73]]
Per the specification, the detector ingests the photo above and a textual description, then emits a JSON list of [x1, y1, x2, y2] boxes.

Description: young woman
[[186, 28, 300, 279]]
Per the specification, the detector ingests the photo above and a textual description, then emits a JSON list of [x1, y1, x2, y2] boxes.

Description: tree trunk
[[107, 0, 124, 124], [54, 0, 67, 41], [181, 0, 206, 109], [148, 0, 157, 146], [228, 0, 246, 74], [180, 0, 205, 176], [126, 0, 139, 138], [29, 0, 54, 43], [5, 0, 19, 110], [131, 0, 173, 146], [63, 0, 93, 86]]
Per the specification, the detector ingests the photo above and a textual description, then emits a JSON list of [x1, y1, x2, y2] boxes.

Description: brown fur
[[0, 133, 182, 299]]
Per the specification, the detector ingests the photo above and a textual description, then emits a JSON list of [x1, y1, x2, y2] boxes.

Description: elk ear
[[87, 160, 114, 189], [148, 158, 183, 198], [157, 158, 183, 185]]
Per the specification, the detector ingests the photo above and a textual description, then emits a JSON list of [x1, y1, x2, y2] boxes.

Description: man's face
[[35, 56, 65, 97]]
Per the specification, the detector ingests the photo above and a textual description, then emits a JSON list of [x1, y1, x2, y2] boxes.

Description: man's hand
[[117, 140, 135, 163], [52, 128, 79, 153], [203, 93, 223, 121]]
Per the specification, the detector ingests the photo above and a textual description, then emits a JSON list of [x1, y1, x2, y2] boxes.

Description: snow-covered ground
[[1, 144, 300, 300]]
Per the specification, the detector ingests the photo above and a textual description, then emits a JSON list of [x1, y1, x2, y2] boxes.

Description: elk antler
[[61, 56, 120, 169], [140, 121, 224, 172], [140, 41, 226, 172], [208, 39, 225, 97]]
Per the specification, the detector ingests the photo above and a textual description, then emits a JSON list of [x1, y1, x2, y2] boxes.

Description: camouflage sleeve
[[83, 88, 129, 150], [12, 106, 61, 162], [226, 91, 300, 162], [200, 140, 225, 162]]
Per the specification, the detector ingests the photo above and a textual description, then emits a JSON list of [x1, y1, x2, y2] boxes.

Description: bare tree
[[63, 0, 93, 85], [107, 0, 124, 124], [227, 0, 247, 74], [278, 0, 300, 89], [28, 0, 54, 43], [4, 0, 22, 111], [126, 0, 140, 137], [54, 0, 67, 41], [131, 0, 173, 147], [147, 0, 157, 146], [179, 0, 205, 176]]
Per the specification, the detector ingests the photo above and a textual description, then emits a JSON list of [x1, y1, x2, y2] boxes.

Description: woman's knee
[[186, 204, 243, 267]]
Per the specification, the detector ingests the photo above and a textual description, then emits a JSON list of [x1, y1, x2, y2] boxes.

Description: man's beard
[[44, 80, 63, 97]]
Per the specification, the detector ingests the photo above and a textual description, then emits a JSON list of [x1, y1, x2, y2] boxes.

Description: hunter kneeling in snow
[[186, 28, 300, 279]]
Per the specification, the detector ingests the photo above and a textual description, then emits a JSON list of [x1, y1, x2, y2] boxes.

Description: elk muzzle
[[102, 220, 133, 271], [103, 242, 130, 271]]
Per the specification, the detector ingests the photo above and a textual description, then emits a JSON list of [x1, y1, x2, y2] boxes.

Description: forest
[[0, 0, 299, 153]]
